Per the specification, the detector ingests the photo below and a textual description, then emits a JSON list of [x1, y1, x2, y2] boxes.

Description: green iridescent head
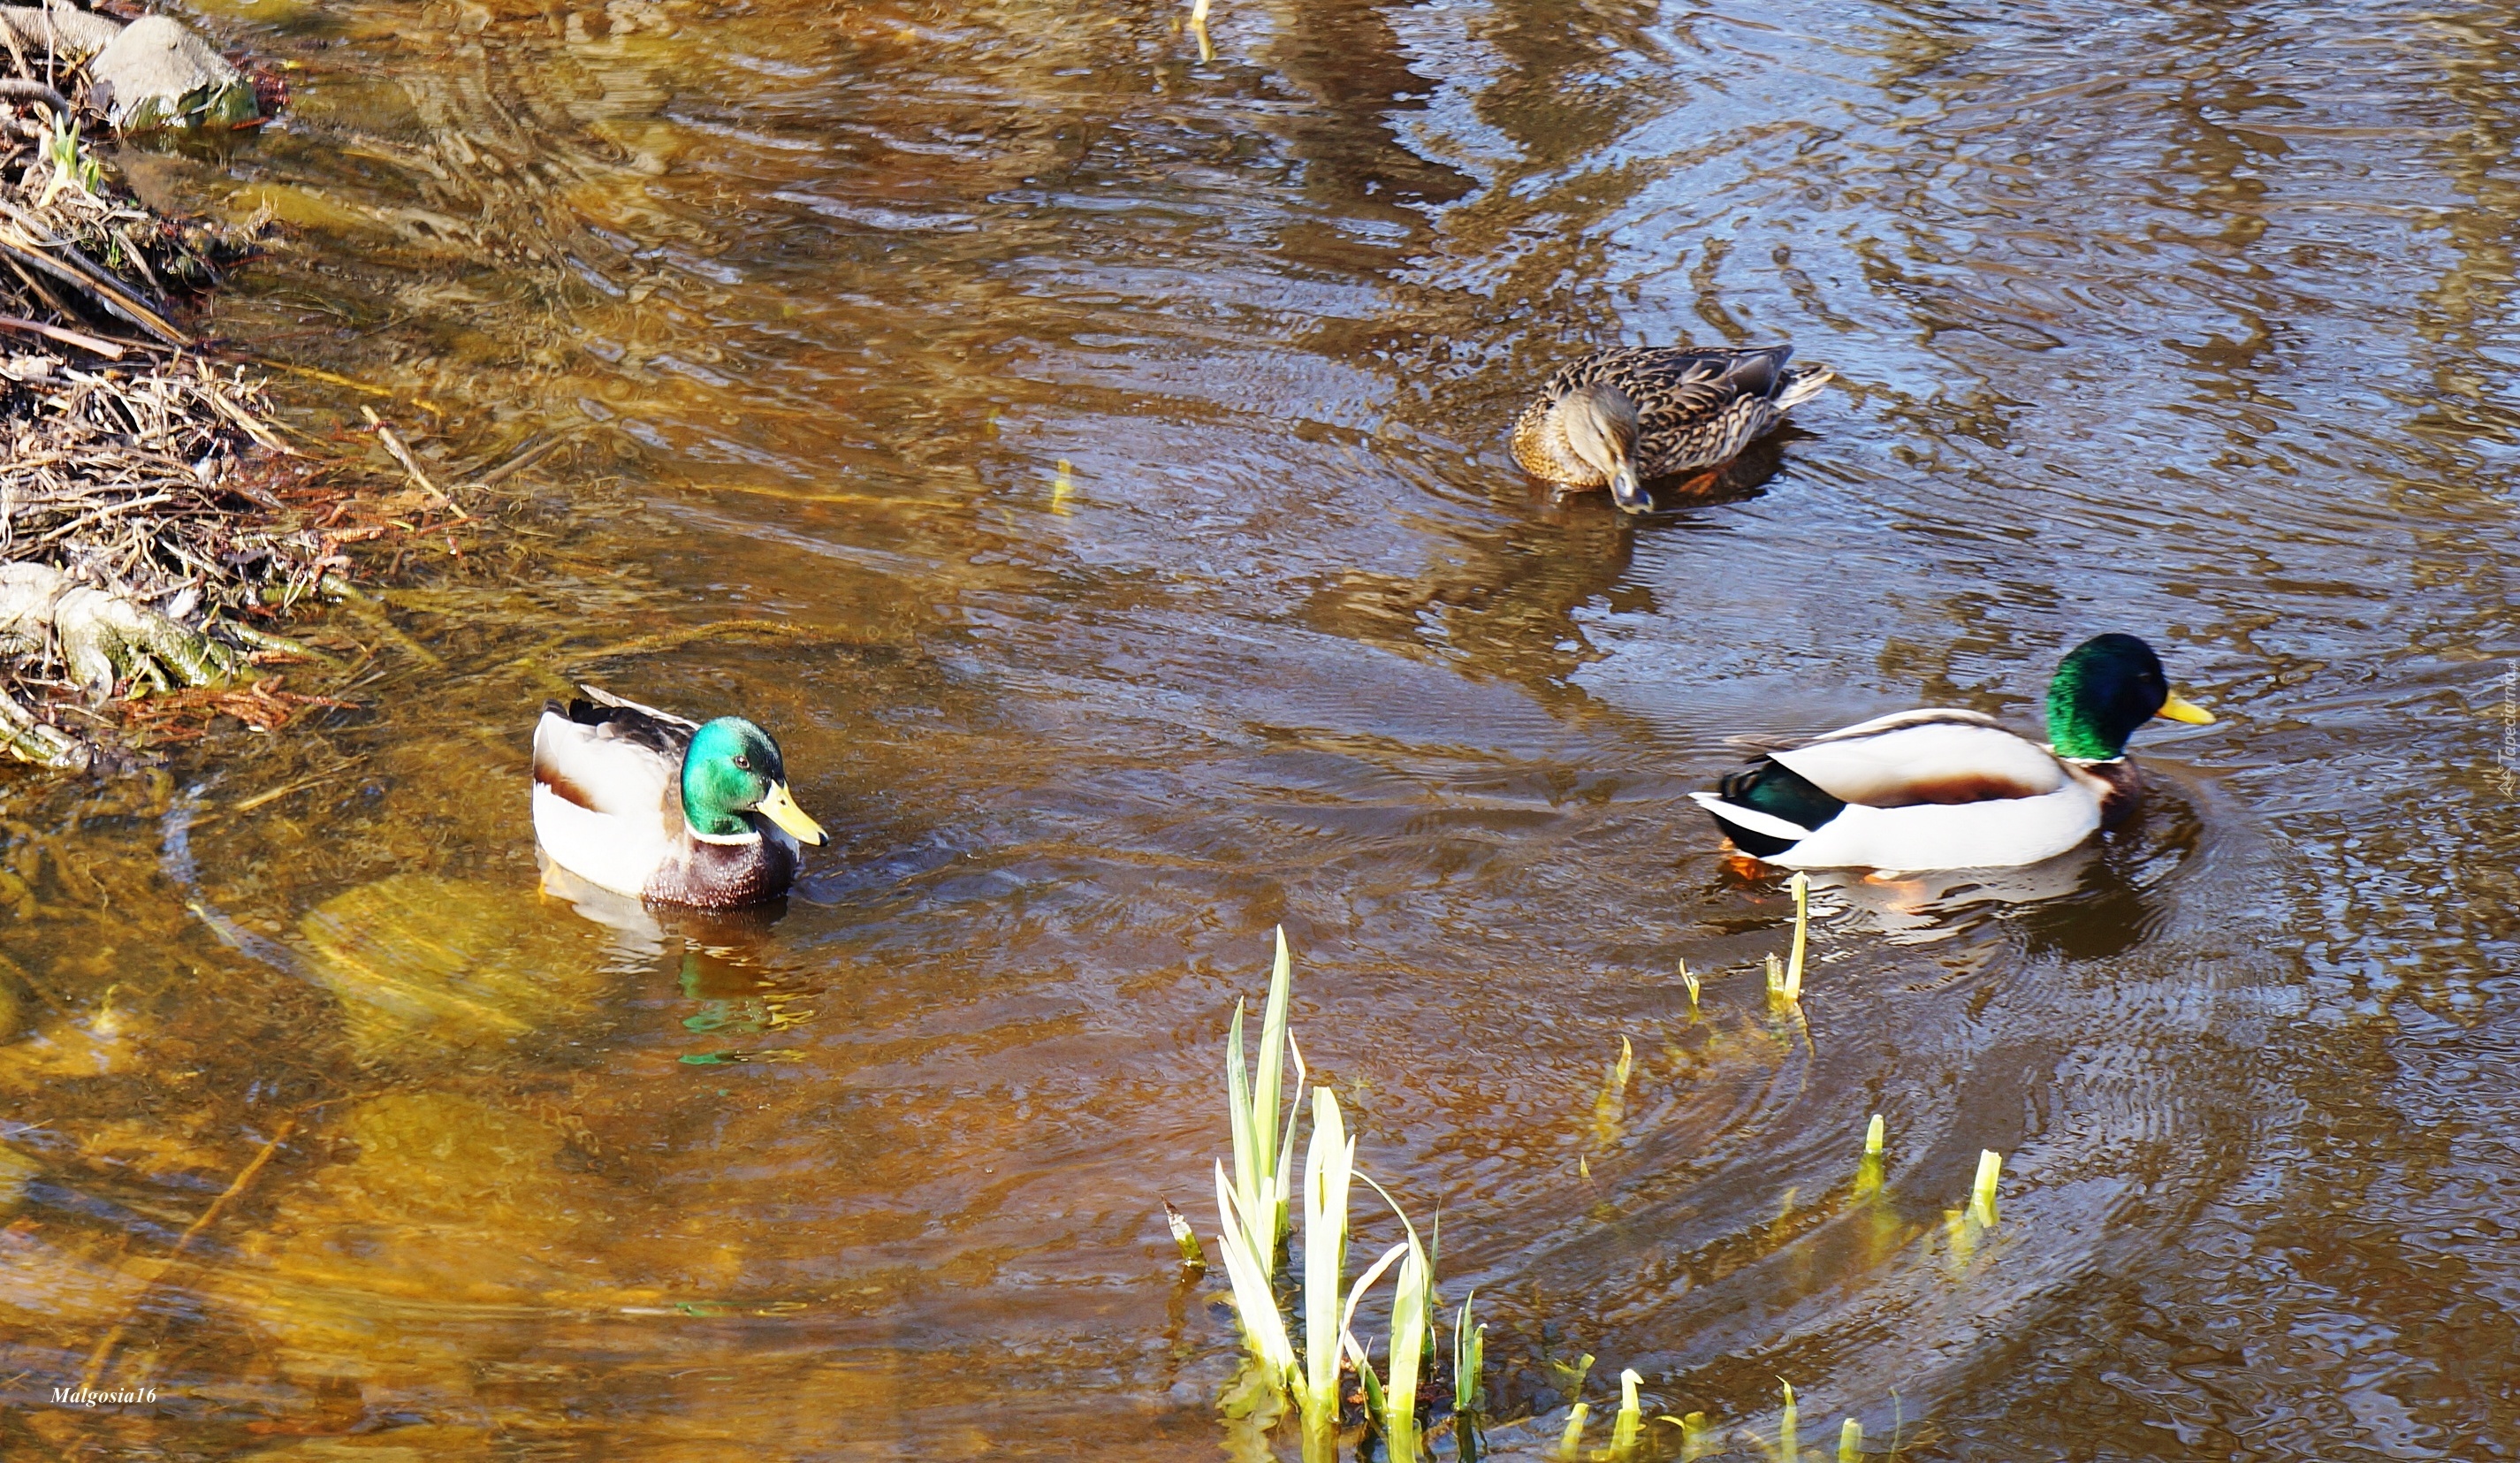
[[681, 717, 827, 845], [2044, 634, 2216, 761]]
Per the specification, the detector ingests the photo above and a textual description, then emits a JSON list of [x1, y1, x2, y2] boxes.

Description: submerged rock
[[0, 1223, 150, 1330], [0, 1141, 36, 1214], [225, 1429, 496, 1461], [292, 1092, 576, 1230], [298, 874, 609, 1061], [206, 1092, 647, 1380]]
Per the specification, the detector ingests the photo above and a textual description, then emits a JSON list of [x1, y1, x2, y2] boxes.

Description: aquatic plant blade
[[1786, 872, 1808, 1000], [1839, 1417, 1863, 1461], [1300, 1086, 1351, 1420], [1663, 1411, 1713, 1462], [1972, 1147, 2003, 1226], [1258, 929, 1295, 1234], [1280, 1030, 1308, 1208], [1211, 1161, 1296, 1381], [1454, 1290, 1486, 1456], [1257, 930, 1290, 1158], [1226, 996, 1256, 1229], [1353, 1168, 1445, 1356], [1353, 1352, 1389, 1441], [1340, 1239, 1409, 1349], [1610, 1368, 1644, 1457], [1164, 1198, 1208, 1270], [1385, 1234, 1429, 1461], [1558, 1401, 1589, 1459]]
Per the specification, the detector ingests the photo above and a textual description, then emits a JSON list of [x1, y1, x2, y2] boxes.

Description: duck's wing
[[1538, 346, 1789, 402], [1694, 711, 2095, 870], [1560, 347, 1798, 426], [531, 694, 689, 821], [1772, 709, 2067, 808], [532, 696, 689, 898], [1609, 343, 1785, 388], [576, 683, 701, 734]]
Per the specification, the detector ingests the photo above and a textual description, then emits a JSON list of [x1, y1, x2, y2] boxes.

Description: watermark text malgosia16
[[52, 1385, 160, 1406]]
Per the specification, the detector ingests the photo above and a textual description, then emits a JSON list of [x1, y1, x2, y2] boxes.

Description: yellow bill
[[757, 781, 828, 846], [2157, 692, 2216, 726]]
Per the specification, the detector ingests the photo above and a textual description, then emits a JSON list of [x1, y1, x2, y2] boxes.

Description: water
[[4, 0, 2516, 1455]]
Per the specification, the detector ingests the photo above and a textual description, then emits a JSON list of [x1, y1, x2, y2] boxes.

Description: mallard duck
[[1690, 635, 2216, 871], [530, 686, 827, 908], [1511, 345, 1833, 512]]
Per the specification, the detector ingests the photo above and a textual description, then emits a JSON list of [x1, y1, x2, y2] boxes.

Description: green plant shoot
[[1558, 1402, 1590, 1460], [1385, 1229, 1431, 1460], [1776, 1379, 1798, 1463], [1787, 871, 1808, 994], [1298, 1086, 1353, 1434], [1225, 927, 1301, 1268], [1211, 1156, 1295, 1384], [1971, 1148, 2002, 1226], [1664, 1410, 1712, 1461], [1164, 1199, 1207, 1271], [1839, 1416, 1863, 1461], [42, 112, 103, 204], [1454, 1291, 1486, 1463], [1610, 1368, 1644, 1457]]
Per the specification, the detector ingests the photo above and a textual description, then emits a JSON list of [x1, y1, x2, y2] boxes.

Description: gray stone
[[0, 5, 257, 131]]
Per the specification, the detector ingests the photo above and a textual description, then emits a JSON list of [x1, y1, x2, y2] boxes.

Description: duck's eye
[[732, 754, 750, 771]]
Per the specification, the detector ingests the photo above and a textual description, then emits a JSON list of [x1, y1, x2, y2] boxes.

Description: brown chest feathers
[[645, 831, 801, 909]]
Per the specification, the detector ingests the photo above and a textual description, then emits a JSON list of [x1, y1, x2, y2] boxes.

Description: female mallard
[[1511, 345, 1833, 512], [1691, 635, 2216, 871], [530, 686, 827, 908]]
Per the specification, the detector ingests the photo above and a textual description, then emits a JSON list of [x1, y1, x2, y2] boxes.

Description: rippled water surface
[[4, 0, 2517, 1455]]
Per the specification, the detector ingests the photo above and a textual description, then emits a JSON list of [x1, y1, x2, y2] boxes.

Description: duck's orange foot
[[1861, 872, 1935, 915]]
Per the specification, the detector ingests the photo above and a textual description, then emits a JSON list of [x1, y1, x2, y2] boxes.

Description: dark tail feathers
[[1707, 758, 1845, 857]]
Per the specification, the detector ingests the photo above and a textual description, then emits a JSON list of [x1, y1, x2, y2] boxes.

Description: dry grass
[[0, 63, 444, 765], [1, 359, 333, 603]]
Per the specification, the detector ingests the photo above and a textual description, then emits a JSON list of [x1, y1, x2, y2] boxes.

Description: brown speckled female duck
[[1511, 345, 1833, 511]]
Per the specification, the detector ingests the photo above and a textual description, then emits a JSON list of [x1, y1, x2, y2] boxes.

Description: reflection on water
[[3, 0, 2516, 1454]]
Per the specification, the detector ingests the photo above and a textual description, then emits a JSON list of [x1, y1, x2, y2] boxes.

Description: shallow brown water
[[4, 0, 2518, 1456]]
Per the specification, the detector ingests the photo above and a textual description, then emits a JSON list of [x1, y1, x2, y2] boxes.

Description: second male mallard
[[1511, 345, 1833, 512], [1691, 635, 2216, 871]]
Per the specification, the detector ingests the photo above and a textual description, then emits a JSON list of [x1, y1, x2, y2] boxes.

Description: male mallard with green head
[[1511, 345, 1833, 511], [531, 686, 827, 908], [1691, 635, 2217, 871]]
